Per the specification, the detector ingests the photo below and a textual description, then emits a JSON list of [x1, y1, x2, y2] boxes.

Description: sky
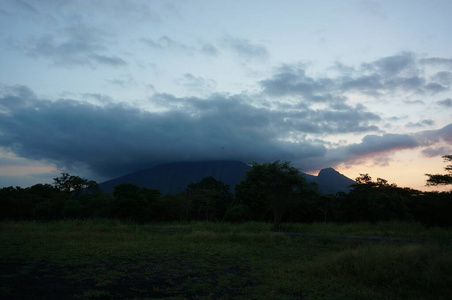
[[0, 0, 451, 191]]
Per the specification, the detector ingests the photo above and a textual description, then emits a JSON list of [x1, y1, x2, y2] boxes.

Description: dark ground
[[1, 255, 257, 300]]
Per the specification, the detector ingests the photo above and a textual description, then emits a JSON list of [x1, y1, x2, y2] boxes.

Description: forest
[[1, 156, 451, 228]]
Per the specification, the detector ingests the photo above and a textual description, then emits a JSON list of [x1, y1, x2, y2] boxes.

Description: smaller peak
[[318, 167, 338, 176]]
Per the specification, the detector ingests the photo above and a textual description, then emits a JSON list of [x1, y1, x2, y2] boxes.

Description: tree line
[[1, 156, 451, 227]]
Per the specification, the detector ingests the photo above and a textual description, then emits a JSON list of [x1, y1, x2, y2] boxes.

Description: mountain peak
[[99, 160, 251, 194], [312, 167, 355, 194], [99, 161, 355, 195], [318, 167, 339, 176]]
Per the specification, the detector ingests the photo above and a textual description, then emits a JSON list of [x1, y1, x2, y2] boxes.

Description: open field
[[1, 220, 451, 299]]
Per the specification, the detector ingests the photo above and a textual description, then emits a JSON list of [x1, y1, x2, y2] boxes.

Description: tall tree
[[235, 160, 309, 229], [343, 174, 414, 222], [425, 155, 452, 187], [185, 176, 233, 221], [53, 173, 99, 196], [112, 183, 160, 222]]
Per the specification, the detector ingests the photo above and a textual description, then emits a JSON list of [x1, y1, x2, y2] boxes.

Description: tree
[[112, 183, 160, 222], [53, 173, 99, 196], [185, 176, 233, 221], [343, 174, 413, 222], [28, 184, 66, 220], [425, 155, 452, 187], [355, 173, 373, 185], [235, 160, 310, 229]]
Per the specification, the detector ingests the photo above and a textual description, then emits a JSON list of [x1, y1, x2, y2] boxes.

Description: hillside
[[99, 160, 355, 195], [311, 167, 355, 194], [99, 161, 251, 195]]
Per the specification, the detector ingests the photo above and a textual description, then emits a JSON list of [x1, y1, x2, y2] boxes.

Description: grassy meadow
[[1, 219, 451, 299]]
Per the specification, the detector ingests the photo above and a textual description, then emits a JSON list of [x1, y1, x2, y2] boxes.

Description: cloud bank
[[1, 82, 451, 180], [1, 51, 451, 181]]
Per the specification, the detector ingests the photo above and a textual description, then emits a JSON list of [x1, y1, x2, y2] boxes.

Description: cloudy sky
[[1, 0, 451, 191]]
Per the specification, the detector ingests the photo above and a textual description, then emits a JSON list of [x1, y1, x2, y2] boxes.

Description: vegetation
[[53, 172, 100, 195], [235, 160, 315, 228], [426, 155, 452, 186], [185, 176, 234, 221], [2, 157, 451, 297], [1, 219, 451, 299], [1, 158, 451, 227]]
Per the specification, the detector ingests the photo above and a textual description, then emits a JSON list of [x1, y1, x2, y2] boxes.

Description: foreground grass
[[1, 220, 451, 299]]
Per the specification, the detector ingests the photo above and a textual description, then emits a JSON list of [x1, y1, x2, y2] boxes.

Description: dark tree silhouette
[[53, 173, 99, 196], [112, 183, 160, 222], [185, 176, 233, 221], [235, 160, 309, 229], [425, 155, 452, 187], [342, 174, 414, 222]]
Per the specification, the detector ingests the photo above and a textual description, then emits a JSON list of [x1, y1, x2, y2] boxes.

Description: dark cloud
[[305, 105, 380, 133], [362, 52, 416, 77], [2, 51, 451, 180], [0, 84, 387, 178], [260, 66, 337, 102], [438, 124, 452, 144], [413, 124, 452, 147], [333, 53, 451, 96], [91, 54, 127, 66], [341, 74, 427, 96], [9, 24, 127, 67], [387, 115, 407, 122], [437, 98, 452, 107], [341, 53, 430, 95], [0, 86, 328, 177], [431, 72, 452, 86], [332, 61, 356, 75], [262, 54, 451, 108], [346, 134, 419, 156], [419, 57, 452, 67], [340, 74, 384, 96], [223, 37, 268, 61], [261, 52, 452, 102], [298, 124, 452, 171], [406, 119, 436, 128], [175, 73, 217, 94], [424, 82, 448, 94], [201, 44, 219, 56], [387, 76, 426, 91], [107, 77, 135, 88], [421, 147, 450, 158]]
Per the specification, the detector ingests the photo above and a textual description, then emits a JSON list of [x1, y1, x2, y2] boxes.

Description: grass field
[[1, 220, 451, 299]]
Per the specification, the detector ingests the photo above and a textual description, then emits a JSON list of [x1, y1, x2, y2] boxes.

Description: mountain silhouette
[[99, 160, 354, 195], [309, 167, 355, 194], [99, 161, 251, 195]]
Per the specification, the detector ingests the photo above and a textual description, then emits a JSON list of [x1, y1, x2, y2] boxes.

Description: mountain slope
[[99, 161, 355, 195], [310, 167, 355, 194], [99, 160, 251, 194]]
